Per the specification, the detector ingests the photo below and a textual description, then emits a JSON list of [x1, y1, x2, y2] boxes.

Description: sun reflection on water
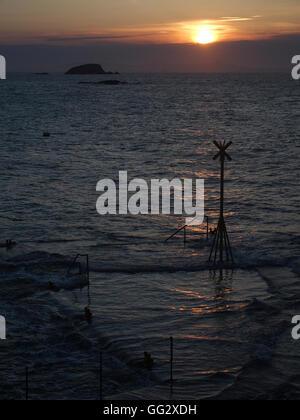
[[169, 270, 235, 314]]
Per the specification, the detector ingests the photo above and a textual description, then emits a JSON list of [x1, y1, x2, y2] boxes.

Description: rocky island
[[65, 64, 119, 75]]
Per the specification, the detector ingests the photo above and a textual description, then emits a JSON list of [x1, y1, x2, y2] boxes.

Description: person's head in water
[[84, 307, 92, 320], [144, 352, 154, 370]]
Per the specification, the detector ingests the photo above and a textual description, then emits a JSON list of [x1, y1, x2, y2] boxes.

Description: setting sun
[[195, 28, 216, 44]]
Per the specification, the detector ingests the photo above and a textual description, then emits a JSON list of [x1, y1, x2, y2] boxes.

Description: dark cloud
[[1, 34, 299, 73], [44, 35, 141, 42]]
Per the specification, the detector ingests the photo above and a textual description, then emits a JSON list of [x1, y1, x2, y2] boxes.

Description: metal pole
[[219, 156, 225, 263], [220, 156, 225, 219], [214, 226, 220, 264], [170, 337, 173, 383], [67, 254, 79, 276], [86, 254, 90, 284], [206, 217, 209, 240], [99, 351, 103, 401], [209, 225, 217, 262], [224, 224, 234, 264], [220, 221, 224, 263], [25, 367, 29, 400]]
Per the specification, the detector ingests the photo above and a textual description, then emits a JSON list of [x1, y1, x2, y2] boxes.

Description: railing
[[165, 223, 188, 243], [23, 336, 175, 400], [66, 253, 90, 283], [165, 216, 210, 244]]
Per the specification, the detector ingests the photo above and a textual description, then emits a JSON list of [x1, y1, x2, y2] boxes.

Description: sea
[[0, 73, 299, 400]]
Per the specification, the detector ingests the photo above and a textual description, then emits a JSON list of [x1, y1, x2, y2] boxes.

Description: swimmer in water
[[84, 307, 93, 323], [144, 352, 154, 370]]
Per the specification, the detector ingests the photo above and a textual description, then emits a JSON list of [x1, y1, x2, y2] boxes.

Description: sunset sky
[[1, 0, 300, 72]]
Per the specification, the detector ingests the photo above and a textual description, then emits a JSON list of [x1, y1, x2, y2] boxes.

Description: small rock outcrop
[[78, 80, 126, 86]]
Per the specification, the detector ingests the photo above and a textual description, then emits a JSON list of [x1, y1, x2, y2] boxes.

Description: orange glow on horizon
[[0, 0, 300, 47], [1, 14, 300, 47]]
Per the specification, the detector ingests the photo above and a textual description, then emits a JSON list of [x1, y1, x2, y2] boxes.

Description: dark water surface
[[0, 73, 299, 399]]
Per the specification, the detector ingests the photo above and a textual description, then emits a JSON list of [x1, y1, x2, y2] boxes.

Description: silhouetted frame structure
[[209, 141, 234, 264]]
